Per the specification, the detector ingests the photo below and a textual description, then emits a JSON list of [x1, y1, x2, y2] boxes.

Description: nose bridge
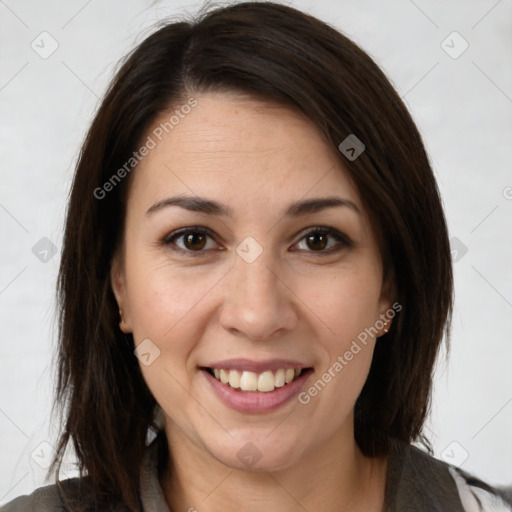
[[235, 250, 276, 300], [219, 243, 296, 339], [232, 234, 277, 295]]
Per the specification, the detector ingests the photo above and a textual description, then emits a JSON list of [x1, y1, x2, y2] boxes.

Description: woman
[[3, 2, 511, 511]]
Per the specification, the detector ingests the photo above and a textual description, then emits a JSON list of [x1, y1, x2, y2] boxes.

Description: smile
[[207, 367, 303, 392], [200, 363, 314, 414]]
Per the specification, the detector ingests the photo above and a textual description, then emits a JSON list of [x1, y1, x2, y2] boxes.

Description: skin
[[112, 92, 394, 511]]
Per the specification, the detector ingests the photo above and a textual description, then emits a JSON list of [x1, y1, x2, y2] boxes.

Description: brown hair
[[51, 2, 453, 510]]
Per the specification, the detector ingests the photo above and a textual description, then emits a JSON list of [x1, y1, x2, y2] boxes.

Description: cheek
[[295, 271, 381, 434], [294, 260, 383, 396], [123, 249, 230, 408], [124, 256, 219, 429], [297, 261, 383, 342], [125, 250, 223, 342]]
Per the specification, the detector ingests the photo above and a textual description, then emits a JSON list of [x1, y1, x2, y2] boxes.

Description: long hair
[[51, 2, 453, 510]]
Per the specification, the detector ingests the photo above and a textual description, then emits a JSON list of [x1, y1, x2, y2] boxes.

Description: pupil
[[185, 232, 206, 250], [307, 234, 327, 251]]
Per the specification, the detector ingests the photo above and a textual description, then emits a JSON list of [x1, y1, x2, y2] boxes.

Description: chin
[[206, 432, 304, 473]]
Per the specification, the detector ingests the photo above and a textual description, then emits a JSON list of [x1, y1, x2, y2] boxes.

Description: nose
[[218, 249, 298, 341]]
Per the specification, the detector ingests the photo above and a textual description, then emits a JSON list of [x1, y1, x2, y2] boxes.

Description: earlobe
[[110, 254, 123, 305], [377, 307, 393, 338], [110, 255, 132, 333], [118, 307, 130, 333], [378, 272, 396, 337]]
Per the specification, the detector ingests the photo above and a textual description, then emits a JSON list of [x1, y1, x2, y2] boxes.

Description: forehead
[[130, 92, 365, 220]]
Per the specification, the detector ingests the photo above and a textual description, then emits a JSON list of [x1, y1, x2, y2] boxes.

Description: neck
[[160, 422, 388, 512]]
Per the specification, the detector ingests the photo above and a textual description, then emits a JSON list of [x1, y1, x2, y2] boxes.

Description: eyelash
[[161, 226, 352, 257]]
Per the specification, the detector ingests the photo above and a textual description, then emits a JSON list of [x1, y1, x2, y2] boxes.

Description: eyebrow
[[146, 195, 361, 218]]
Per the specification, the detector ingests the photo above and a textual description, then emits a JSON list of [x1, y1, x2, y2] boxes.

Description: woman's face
[[112, 92, 392, 472]]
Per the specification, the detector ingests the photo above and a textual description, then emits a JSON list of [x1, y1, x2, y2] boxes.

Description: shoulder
[[1, 431, 166, 512], [1, 478, 77, 512], [386, 439, 512, 511], [448, 466, 512, 512], [0, 477, 128, 512]]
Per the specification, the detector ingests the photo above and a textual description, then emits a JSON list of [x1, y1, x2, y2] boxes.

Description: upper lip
[[203, 358, 312, 373]]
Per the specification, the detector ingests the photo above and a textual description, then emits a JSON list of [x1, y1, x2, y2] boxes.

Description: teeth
[[210, 367, 304, 392], [240, 370, 258, 391], [220, 369, 229, 384], [228, 369, 241, 389], [274, 369, 285, 388], [258, 371, 275, 392]]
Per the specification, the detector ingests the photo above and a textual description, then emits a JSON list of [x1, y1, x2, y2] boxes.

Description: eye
[[161, 225, 351, 257], [292, 227, 351, 253], [162, 227, 220, 255]]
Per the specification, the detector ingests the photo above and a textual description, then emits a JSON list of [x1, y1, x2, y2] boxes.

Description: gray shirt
[[2, 432, 511, 511]]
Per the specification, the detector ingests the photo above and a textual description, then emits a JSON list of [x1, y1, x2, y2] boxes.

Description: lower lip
[[201, 368, 313, 414]]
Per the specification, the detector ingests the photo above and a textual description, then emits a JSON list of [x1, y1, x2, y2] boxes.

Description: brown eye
[[305, 233, 328, 251], [183, 232, 207, 251], [293, 227, 351, 254], [163, 227, 218, 255]]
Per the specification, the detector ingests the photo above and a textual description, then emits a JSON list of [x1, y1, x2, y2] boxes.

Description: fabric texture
[[2, 431, 511, 511]]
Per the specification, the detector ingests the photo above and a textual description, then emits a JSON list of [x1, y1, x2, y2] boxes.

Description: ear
[[110, 252, 133, 333], [376, 269, 397, 337]]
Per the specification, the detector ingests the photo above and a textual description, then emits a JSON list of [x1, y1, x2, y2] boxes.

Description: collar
[[139, 431, 171, 512], [138, 431, 466, 512]]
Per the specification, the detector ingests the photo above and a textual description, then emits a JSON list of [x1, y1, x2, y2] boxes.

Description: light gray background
[[1, 0, 511, 504]]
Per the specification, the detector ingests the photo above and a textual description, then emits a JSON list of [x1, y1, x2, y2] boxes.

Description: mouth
[[199, 362, 314, 414], [202, 366, 310, 392]]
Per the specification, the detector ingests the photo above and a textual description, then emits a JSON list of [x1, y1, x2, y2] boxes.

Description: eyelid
[[161, 225, 352, 256], [292, 226, 353, 252], [162, 225, 215, 244], [162, 226, 222, 256]]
